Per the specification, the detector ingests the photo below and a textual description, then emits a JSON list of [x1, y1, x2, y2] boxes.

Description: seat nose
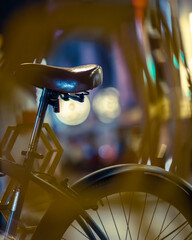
[[92, 66, 103, 88]]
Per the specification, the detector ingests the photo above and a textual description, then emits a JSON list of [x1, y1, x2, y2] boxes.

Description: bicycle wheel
[[33, 164, 192, 240]]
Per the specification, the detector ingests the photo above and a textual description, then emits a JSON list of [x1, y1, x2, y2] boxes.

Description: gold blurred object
[[1, 123, 63, 175], [2, 1, 134, 73]]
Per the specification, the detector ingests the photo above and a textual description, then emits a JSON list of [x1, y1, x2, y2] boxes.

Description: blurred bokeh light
[[56, 96, 91, 126], [92, 87, 121, 123]]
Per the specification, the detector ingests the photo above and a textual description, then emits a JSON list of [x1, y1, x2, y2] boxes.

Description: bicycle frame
[[2, 87, 191, 240], [0, 88, 107, 239]]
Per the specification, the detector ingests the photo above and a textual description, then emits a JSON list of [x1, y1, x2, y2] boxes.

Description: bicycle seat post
[[6, 87, 51, 237], [24, 87, 50, 170]]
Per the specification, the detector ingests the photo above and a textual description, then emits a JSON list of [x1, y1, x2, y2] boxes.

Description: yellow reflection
[[56, 96, 90, 126], [188, 12, 192, 71], [189, 12, 192, 36], [92, 87, 121, 123], [180, 97, 192, 118]]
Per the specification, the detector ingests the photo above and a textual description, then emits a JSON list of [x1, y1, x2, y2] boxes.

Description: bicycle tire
[[32, 164, 192, 240]]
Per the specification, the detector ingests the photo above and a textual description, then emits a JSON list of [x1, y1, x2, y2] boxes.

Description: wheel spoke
[[106, 196, 121, 240], [145, 196, 159, 239], [170, 222, 189, 239], [137, 193, 147, 240], [96, 210, 110, 240], [76, 216, 97, 240], [159, 220, 188, 240], [119, 192, 132, 240], [70, 223, 89, 239], [183, 231, 192, 240], [155, 204, 171, 240], [154, 212, 181, 240]]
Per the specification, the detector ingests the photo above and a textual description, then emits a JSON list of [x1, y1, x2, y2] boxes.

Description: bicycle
[[0, 0, 192, 239], [0, 62, 191, 240]]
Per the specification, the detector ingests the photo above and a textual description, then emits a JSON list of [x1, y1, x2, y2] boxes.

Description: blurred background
[[0, 0, 192, 185]]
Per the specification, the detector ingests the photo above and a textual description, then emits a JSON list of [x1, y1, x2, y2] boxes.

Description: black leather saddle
[[16, 63, 103, 93]]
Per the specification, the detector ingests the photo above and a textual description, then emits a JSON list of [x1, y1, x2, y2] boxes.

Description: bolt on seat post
[[7, 87, 51, 237]]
